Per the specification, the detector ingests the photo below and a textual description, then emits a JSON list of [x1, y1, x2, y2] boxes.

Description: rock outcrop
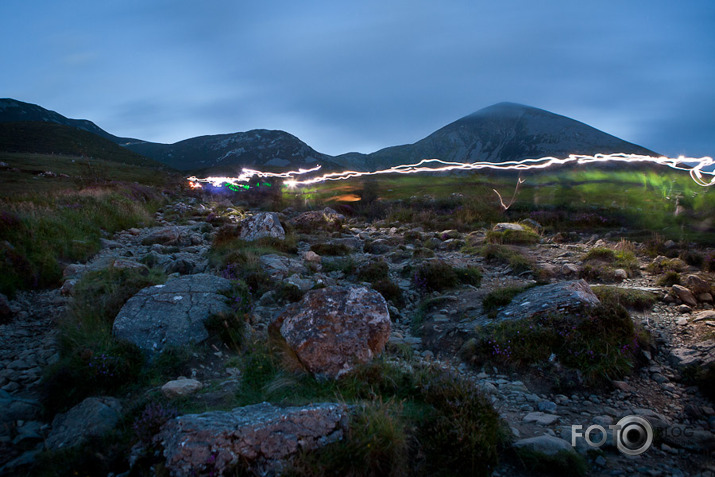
[[113, 274, 232, 353], [272, 286, 391, 379], [239, 212, 285, 241], [45, 397, 122, 450], [156, 402, 349, 476], [497, 279, 601, 321]]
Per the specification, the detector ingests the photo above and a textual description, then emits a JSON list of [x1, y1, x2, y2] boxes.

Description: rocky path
[[1, 200, 714, 475]]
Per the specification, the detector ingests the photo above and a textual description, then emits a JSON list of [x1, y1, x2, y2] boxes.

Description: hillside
[[0, 122, 167, 169], [125, 129, 341, 172], [0, 98, 136, 144], [334, 102, 657, 170]]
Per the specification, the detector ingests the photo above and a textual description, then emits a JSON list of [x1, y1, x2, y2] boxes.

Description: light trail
[[186, 154, 715, 189]]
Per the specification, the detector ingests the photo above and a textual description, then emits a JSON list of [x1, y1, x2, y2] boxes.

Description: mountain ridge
[[0, 98, 658, 173]]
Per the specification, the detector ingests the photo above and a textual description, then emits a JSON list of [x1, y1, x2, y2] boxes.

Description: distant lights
[[186, 154, 715, 190]]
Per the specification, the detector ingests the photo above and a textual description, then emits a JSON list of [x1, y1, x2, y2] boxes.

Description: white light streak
[[186, 154, 715, 189]]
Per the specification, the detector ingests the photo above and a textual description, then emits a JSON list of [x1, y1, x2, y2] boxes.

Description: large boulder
[[45, 397, 122, 450], [497, 279, 600, 322], [259, 254, 307, 279], [272, 286, 391, 379], [288, 207, 345, 232], [239, 212, 285, 241], [113, 274, 232, 353], [156, 402, 349, 477]]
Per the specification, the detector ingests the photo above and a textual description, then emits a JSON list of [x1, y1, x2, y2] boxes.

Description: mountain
[[0, 98, 659, 173], [333, 102, 657, 171], [0, 98, 137, 144], [0, 121, 166, 168], [125, 129, 341, 173]]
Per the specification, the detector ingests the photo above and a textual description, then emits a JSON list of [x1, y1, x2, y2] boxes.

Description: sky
[[1, 0, 714, 157]]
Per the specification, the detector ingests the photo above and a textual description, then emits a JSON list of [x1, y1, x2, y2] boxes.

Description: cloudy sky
[[1, 0, 713, 157]]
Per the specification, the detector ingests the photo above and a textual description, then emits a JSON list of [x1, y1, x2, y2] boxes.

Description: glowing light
[[186, 154, 715, 190]]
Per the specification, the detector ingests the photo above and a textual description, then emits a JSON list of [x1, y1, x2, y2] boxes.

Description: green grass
[[310, 242, 351, 256], [481, 243, 538, 276], [591, 285, 657, 311], [411, 260, 482, 293], [579, 247, 640, 282], [486, 225, 540, 245], [0, 178, 167, 296]]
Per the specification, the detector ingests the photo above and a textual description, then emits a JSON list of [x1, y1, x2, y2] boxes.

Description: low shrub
[[656, 271, 681, 287], [513, 448, 587, 477], [310, 242, 351, 256], [646, 256, 687, 275], [357, 259, 390, 283], [372, 278, 404, 306], [591, 286, 657, 311], [481, 244, 537, 275], [412, 260, 482, 293], [580, 247, 639, 282]]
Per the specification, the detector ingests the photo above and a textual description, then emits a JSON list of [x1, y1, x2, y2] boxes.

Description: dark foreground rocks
[[497, 279, 601, 321], [272, 285, 391, 379], [156, 402, 349, 476]]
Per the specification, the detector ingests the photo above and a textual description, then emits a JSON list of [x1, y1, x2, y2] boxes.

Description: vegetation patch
[[412, 260, 482, 292], [579, 247, 639, 282], [481, 244, 538, 275], [356, 259, 390, 283], [486, 225, 540, 245], [513, 448, 588, 477], [656, 271, 682, 287], [309, 242, 351, 256], [591, 285, 657, 311], [482, 284, 537, 319], [464, 301, 647, 386]]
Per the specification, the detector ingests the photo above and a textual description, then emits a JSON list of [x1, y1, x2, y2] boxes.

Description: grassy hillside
[[0, 152, 180, 296], [0, 121, 165, 168]]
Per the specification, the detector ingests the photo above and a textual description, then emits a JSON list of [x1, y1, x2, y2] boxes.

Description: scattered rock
[[683, 274, 712, 296], [272, 285, 390, 379], [523, 412, 560, 425], [45, 397, 122, 450], [156, 402, 348, 476], [113, 274, 233, 353], [239, 212, 285, 241], [259, 254, 307, 279], [672, 285, 698, 307], [0, 293, 12, 323], [162, 378, 204, 399], [493, 223, 525, 232], [289, 207, 345, 232]]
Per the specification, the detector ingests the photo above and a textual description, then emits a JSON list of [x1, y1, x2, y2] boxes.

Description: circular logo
[[614, 415, 653, 456]]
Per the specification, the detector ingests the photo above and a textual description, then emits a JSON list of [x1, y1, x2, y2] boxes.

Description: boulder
[[669, 340, 715, 368], [239, 212, 285, 241], [683, 274, 712, 295], [162, 378, 203, 399], [259, 254, 307, 279], [113, 274, 232, 353], [493, 223, 525, 232], [141, 226, 202, 246], [289, 207, 345, 232], [156, 402, 348, 476], [45, 397, 122, 450], [672, 284, 698, 307], [272, 286, 391, 379], [496, 279, 600, 322]]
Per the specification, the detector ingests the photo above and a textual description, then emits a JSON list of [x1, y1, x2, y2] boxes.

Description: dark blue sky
[[2, 0, 713, 157]]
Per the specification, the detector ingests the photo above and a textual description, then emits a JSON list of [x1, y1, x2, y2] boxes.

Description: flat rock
[[493, 223, 525, 232], [672, 284, 698, 307], [497, 279, 600, 322], [259, 254, 307, 280], [513, 435, 575, 456], [156, 402, 348, 476], [523, 411, 560, 425], [113, 274, 232, 353], [46, 397, 122, 450]]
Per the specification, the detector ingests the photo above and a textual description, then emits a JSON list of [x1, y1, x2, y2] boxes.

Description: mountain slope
[[0, 122, 167, 168], [334, 102, 657, 170], [125, 129, 341, 172], [0, 98, 137, 144]]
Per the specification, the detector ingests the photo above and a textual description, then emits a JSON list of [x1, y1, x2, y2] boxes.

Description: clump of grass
[[412, 260, 482, 293], [481, 244, 537, 275], [465, 301, 647, 386], [591, 285, 657, 311], [482, 284, 537, 319], [579, 247, 639, 282], [357, 259, 390, 283], [646, 256, 687, 274], [321, 256, 357, 275], [206, 281, 253, 352], [410, 296, 455, 335], [372, 278, 404, 306], [656, 271, 682, 287], [310, 242, 351, 256], [486, 226, 540, 245]]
